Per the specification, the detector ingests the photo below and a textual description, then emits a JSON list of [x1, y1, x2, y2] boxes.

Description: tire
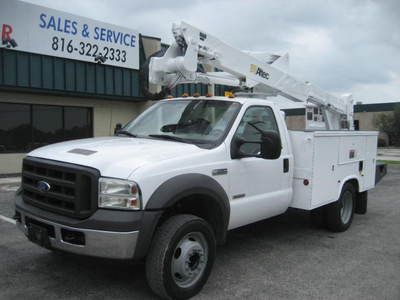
[[324, 183, 355, 232], [145, 214, 216, 300]]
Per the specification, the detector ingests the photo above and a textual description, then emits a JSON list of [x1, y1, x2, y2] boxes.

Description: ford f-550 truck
[[14, 22, 384, 300]]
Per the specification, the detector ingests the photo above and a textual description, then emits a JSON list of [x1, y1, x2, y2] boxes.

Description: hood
[[28, 137, 205, 178]]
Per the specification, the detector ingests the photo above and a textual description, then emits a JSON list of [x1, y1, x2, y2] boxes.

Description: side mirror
[[260, 131, 282, 159], [114, 123, 122, 134], [231, 131, 282, 160]]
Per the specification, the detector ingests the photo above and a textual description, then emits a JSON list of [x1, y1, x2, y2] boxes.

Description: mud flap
[[355, 191, 368, 214]]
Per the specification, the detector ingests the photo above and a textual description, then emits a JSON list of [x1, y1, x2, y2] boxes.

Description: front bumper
[[16, 210, 139, 259], [14, 194, 149, 259]]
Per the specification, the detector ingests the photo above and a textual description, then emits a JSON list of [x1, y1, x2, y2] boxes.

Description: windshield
[[122, 99, 241, 146]]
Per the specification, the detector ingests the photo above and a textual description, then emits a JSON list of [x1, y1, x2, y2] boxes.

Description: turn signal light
[[127, 198, 139, 208]]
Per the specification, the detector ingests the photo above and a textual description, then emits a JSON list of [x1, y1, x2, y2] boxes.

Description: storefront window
[[0, 103, 31, 152], [32, 105, 63, 149], [64, 107, 92, 140], [0, 103, 92, 153]]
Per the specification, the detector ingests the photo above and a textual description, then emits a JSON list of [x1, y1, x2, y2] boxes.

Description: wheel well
[[157, 194, 226, 245], [344, 178, 359, 193]]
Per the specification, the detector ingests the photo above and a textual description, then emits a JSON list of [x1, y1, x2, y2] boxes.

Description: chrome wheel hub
[[340, 190, 353, 224], [171, 232, 208, 288]]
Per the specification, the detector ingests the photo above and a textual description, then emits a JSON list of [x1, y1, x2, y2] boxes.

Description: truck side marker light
[[303, 179, 309, 186]]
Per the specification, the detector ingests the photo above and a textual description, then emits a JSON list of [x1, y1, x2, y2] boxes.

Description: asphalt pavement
[[0, 166, 399, 299]]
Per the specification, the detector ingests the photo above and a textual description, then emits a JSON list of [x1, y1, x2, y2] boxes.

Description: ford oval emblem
[[37, 180, 51, 192]]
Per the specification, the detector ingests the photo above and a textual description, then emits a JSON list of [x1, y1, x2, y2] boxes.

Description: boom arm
[[149, 22, 353, 130]]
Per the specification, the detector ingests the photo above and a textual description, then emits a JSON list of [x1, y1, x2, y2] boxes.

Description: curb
[[0, 177, 21, 186]]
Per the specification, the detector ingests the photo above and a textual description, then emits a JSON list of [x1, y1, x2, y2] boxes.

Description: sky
[[24, 0, 400, 104]]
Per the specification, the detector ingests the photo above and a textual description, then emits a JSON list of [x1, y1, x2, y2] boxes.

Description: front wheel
[[146, 214, 216, 300], [324, 183, 355, 232]]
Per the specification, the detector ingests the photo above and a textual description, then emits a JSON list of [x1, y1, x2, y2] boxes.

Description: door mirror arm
[[114, 123, 123, 134]]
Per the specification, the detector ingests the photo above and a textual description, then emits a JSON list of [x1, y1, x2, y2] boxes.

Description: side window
[[233, 106, 279, 156]]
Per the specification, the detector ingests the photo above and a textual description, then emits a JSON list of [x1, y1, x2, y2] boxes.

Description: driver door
[[228, 105, 291, 229]]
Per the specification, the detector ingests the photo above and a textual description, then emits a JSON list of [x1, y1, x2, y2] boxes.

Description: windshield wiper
[[115, 130, 137, 137], [148, 134, 189, 143]]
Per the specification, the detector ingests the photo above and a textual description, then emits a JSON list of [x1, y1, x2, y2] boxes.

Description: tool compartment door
[[289, 130, 378, 210], [363, 135, 378, 190], [311, 135, 340, 208]]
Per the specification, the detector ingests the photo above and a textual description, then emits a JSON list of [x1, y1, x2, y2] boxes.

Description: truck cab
[[15, 95, 378, 299]]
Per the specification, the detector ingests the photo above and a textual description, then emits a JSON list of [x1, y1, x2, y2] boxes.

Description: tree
[[375, 105, 400, 146]]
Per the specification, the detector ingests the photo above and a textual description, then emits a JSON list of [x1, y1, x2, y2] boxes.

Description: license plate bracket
[[27, 223, 51, 249]]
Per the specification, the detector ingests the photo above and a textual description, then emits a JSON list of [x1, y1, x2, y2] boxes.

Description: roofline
[[354, 102, 400, 113], [283, 102, 400, 115], [140, 34, 162, 41], [159, 96, 278, 105]]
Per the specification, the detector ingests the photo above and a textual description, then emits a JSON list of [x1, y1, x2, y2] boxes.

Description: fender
[[338, 175, 361, 199], [134, 173, 230, 259], [339, 176, 369, 215], [146, 173, 229, 211]]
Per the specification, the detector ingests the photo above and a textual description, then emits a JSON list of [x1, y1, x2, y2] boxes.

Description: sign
[[0, 0, 139, 69]]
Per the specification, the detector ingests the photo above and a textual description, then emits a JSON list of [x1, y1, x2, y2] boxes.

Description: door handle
[[283, 158, 289, 173]]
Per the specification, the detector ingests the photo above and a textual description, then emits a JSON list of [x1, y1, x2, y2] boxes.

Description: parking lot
[[0, 166, 399, 300]]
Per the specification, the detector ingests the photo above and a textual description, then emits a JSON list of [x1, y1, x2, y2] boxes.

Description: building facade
[[0, 33, 160, 175]]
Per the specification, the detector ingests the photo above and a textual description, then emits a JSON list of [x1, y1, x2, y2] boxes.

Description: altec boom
[[149, 21, 353, 130]]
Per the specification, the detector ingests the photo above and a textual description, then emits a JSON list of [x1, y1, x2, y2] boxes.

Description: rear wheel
[[146, 214, 216, 300], [324, 183, 355, 232]]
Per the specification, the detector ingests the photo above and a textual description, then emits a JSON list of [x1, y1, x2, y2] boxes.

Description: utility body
[[15, 22, 384, 300]]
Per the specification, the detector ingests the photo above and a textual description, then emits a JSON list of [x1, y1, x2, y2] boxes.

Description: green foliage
[[375, 105, 400, 146]]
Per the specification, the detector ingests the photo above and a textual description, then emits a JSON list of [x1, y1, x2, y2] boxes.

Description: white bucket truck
[[15, 22, 384, 299]]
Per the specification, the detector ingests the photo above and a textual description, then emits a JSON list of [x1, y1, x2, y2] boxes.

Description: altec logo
[[1, 24, 18, 48], [250, 64, 270, 80]]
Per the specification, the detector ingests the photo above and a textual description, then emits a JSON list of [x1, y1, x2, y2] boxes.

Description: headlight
[[98, 178, 141, 210]]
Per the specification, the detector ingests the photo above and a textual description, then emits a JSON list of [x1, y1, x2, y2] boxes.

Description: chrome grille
[[21, 157, 99, 219]]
